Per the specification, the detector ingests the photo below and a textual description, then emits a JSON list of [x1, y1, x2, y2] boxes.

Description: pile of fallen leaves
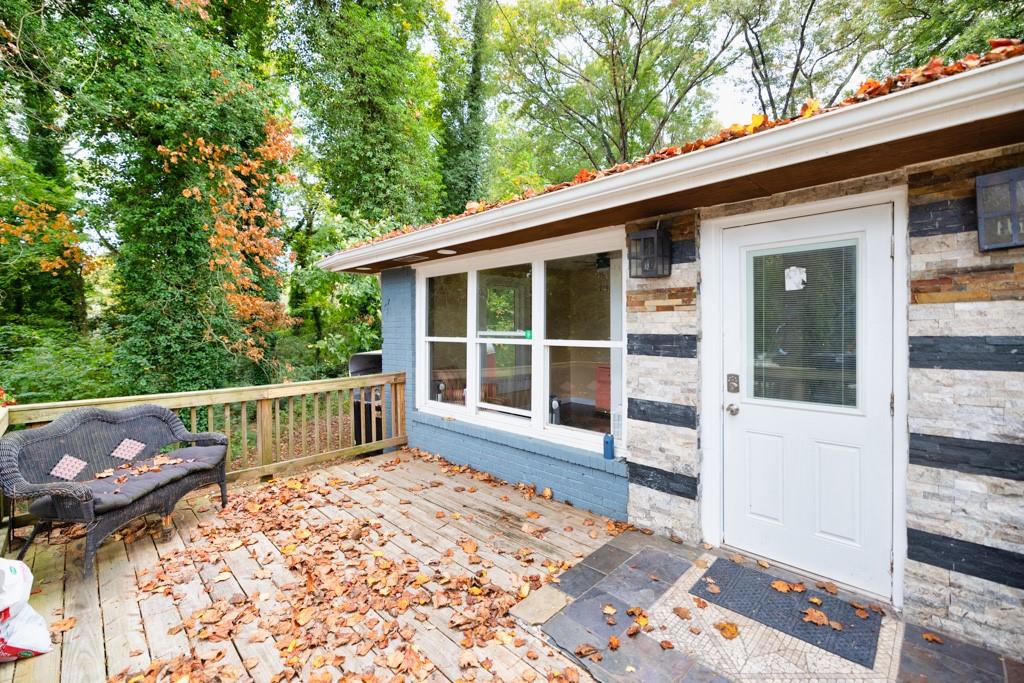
[[343, 39, 1024, 254], [409, 448, 631, 542], [110, 454, 594, 682]]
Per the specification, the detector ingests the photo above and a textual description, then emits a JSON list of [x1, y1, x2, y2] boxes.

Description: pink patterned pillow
[[110, 438, 146, 461], [50, 455, 87, 481]]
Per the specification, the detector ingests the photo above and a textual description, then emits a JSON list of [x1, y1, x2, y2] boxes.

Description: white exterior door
[[721, 203, 894, 597]]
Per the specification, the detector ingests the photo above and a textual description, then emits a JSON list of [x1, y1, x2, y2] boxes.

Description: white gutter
[[319, 56, 1024, 272]]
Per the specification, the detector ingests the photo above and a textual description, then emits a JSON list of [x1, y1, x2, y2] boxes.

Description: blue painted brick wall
[[379, 267, 629, 520]]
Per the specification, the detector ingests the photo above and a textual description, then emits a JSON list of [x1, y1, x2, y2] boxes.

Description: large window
[[417, 232, 625, 450]]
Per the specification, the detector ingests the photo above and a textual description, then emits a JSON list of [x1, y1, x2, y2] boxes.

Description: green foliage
[[731, 0, 882, 119], [0, 323, 124, 403], [284, 0, 445, 224], [67, 1, 289, 393], [482, 109, 549, 201], [875, 0, 1024, 72], [438, 0, 492, 214], [0, 150, 84, 324], [492, 0, 733, 172], [285, 209, 386, 376]]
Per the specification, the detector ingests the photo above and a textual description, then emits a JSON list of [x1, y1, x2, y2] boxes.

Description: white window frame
[[415, 227, 627, 454]]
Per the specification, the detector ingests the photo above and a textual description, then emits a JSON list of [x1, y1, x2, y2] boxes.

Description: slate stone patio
[[526, 530, 1023, 683]]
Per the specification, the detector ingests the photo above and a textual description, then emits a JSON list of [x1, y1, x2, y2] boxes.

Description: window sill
[[410, 407, 628, 476]]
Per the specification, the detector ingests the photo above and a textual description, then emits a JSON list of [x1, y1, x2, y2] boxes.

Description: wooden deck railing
[[0, 373, 407, 532]]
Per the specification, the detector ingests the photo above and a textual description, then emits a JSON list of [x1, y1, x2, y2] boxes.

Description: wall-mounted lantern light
[[628, 222, 671, 277], [976, 167, 1024, 251]]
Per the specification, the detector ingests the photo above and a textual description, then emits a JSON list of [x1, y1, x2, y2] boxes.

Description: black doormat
[[690, 559, 883, 669]]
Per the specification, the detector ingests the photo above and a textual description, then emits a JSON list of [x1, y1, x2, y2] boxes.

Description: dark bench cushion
[[28, 445, 225, 518]]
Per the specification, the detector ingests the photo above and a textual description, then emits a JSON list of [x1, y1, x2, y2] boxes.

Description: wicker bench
[[0, 405, 228, 575]]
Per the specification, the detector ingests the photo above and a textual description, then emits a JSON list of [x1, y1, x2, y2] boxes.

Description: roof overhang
[[320, 56, 1024, 274]]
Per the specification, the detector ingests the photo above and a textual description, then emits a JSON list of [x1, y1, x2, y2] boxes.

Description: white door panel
[[721, 203, 893, 597]]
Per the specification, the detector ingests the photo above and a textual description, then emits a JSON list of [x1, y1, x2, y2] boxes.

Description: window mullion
[[466, 270, 479, 415], [531, 258, 545, 431]]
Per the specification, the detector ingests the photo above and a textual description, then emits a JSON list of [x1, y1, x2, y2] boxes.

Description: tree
[[285, 196, 385, 375], [492, 0, 737, 171], [64, 0, 294, 392], [0, 152, 87, 325], [0, 0, 87, 325], [732, 0, 881, 120], [438, 0, 492, 215], [284, 0, 444, 225], [874, 0, 1024, 72]]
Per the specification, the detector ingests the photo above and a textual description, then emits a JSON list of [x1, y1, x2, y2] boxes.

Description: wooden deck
[[2, 449, 619, 682]]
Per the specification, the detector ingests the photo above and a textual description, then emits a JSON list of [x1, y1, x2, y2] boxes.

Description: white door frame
[[698, 187, 909, 607]]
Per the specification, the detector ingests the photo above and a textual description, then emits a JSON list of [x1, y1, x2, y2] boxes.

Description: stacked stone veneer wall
[[902, 145, 1024, 657], [379, 268, 629, 520], [623, 212, 703, 543]]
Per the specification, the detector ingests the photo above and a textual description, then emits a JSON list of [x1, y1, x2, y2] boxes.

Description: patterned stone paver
[[533, 531, 1022, 683], [689, 559, 884, 668], [649, 556, 902, 681]]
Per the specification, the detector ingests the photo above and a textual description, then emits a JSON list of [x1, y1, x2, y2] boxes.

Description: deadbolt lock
[[726, 373, 739, 393]]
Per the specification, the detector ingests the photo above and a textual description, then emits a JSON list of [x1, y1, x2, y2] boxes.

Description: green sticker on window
[[524, 330, 533, 339]]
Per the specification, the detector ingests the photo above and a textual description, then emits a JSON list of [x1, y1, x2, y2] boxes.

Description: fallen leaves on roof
[[340, 39, 1024, 258]]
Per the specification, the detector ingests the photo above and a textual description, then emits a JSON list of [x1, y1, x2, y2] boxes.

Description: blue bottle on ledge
[[603, 433, 615, 460]]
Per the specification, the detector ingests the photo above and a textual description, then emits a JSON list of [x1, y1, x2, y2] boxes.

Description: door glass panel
[[749, 240, 857, 407]]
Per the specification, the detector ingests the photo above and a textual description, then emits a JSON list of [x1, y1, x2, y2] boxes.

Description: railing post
[[257, 398, 274, 467]]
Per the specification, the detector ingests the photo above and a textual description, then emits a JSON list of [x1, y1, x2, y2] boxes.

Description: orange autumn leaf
[[714, 622, 739, 640], [922, 632, 944, 644], [800, 98, 821, 117], [802, 608, 829, 626], [49, 617, 77, 634], [608, 635, 620, 651]]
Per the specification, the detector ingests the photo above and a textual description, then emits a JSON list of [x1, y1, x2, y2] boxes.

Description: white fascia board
[[319, 56, 1024, 272]]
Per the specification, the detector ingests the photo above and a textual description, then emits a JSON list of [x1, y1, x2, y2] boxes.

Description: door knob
[[726, 404, 740, 416]]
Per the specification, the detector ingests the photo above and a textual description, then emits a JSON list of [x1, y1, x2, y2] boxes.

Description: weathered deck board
[[60, 540, 107, 683], [96, 539, 150, 678], [154, 511, 248, 676], [124, 535, 192, 664], [1, 451, 604, 682]]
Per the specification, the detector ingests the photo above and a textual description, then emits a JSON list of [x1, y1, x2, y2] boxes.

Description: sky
[[709, 77, 758, 128]]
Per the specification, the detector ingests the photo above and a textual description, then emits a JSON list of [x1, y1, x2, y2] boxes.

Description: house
[[320, 44, 1024, 657]]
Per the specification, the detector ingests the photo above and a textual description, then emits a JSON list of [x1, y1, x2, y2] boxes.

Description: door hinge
[[890, 235, 895, 259], [890, 393, 895, 416]]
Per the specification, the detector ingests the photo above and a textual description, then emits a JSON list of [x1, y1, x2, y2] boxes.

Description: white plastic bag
[[0, 559, 52, 662], [0, 559, 33, 622]]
